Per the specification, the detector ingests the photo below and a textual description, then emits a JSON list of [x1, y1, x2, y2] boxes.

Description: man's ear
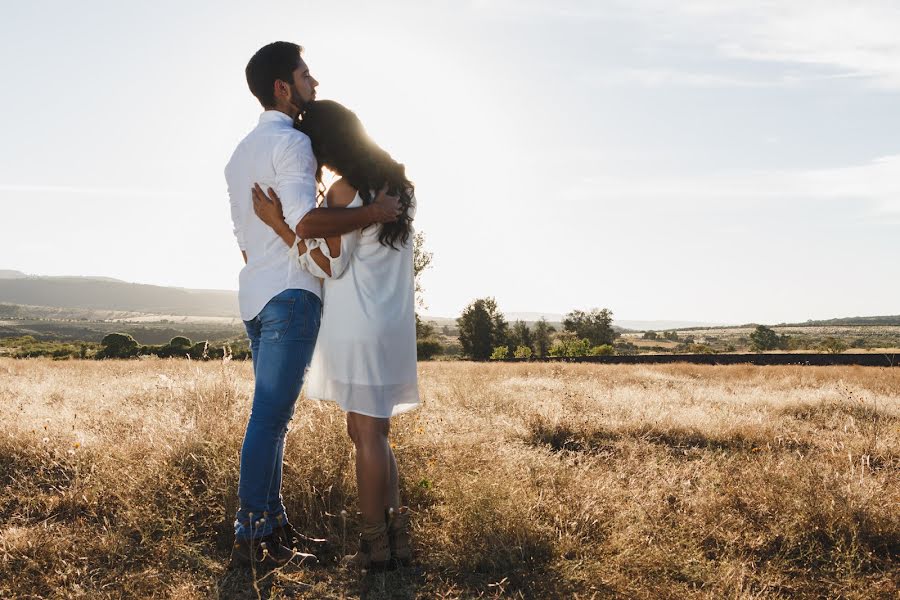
[[273, 79, 287, 100]]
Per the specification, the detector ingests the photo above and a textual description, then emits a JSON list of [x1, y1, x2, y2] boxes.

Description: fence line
[[498, 353, 899, 367]]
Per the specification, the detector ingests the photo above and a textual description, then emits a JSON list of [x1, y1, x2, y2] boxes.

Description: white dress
[[296, 192, 419, 418]]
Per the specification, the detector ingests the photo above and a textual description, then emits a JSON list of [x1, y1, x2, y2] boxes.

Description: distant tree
[[98, 333, 139, 359], [458, 297, 507, 360], [413, 232, 435, 347], [413, 232, 433, 308], [492, 310, 509, 349], [642, 330, 658, 340], [590, 344, 615, 356], [508, 320, 533, 352], [548, 333, 591, 357], [683, 343, 716, 354], [850, 337, 869, 349], [820, 337, 848, 354], [563, 308, 617, 346], [490, 346, 509, 360], [416, 338, 442, 360], [188, 341, 209, 360], [613, 340, 638, 355], [441, 325, 451, 336], [779, 333, 795, 351], [416, 315, 435, 340], [169, 336, 192, 349], [532, 318, 555, 358], [663, 331, 679, 341], [749, 325, 781, 352]]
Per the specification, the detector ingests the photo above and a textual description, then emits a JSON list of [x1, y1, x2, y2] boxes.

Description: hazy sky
[[1, 1, 898, 324]]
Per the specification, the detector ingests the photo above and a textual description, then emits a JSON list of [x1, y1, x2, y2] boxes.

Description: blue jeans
[[235, 288, 321, 540]]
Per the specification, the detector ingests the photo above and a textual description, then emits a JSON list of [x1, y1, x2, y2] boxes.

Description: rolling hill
[[0, 274, 239, 317]]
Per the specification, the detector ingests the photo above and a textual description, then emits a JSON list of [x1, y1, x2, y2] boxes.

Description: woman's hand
[[252, 183, 287, 229], [252, 183, 296, 248]]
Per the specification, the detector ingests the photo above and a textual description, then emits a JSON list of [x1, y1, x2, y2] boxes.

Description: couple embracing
[[225, 41, 419, 571]]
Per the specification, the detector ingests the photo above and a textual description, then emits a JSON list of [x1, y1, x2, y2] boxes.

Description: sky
[[1, 0, 898, 324]]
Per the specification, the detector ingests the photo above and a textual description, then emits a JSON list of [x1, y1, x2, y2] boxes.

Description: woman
[[251, 100, 419, 570]]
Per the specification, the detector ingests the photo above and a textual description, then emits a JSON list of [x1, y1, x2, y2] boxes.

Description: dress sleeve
[[294, 194, 363, 279]]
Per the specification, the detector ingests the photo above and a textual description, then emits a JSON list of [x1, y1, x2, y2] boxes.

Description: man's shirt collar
[[258, 110, 294, 126]]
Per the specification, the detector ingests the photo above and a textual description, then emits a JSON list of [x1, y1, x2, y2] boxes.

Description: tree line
[[421, 298, 620, 361], [95, 333, 249, 360], [0, 334, 250, 361]]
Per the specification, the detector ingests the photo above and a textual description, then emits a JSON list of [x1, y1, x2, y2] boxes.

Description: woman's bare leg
[[347, 412, 392, 524], [386, 446, 400, 513]]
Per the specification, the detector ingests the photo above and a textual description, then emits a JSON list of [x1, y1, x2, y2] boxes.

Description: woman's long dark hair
[[298, 100, 414, 248]]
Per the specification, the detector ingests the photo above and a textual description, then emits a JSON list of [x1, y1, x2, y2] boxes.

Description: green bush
[[820, 337, 848, 354], [188, 342, 209, 360], [417, 338, 443, 360], [490, 346, 510, 360], [548, 337, 592, 358], [513, 345, 533, 359], [750, 325, 785, 352], [684, 343, 716, 354], [590, 344, 615, 356], [97, 333, 140, 359]]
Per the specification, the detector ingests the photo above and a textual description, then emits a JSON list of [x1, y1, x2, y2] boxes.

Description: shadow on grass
[[779, 399, 899, 426], [525, 415, 812, 457]]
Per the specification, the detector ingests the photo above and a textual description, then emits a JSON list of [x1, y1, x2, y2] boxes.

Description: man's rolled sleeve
[[274, 133, 318, 232], [225, 163, 247, 251]]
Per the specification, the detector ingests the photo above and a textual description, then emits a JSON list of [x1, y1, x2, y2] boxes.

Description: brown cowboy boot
[[342, 519, 393, 571], [387, 506, 413, 566], [272, 515, 325, 564], [229, 532, 296, 570]]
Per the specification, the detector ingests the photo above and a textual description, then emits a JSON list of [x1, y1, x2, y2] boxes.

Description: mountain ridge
[[2, 271, 897, 328]]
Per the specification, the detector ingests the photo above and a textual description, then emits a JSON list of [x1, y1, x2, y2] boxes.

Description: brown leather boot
[[229, 532, 295, 570], [273, 520, 326, 564], [342, 519, 393, 571], [387, 506, 413, 566]]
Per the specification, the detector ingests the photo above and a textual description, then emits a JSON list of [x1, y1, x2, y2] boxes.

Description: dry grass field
[[0, 358, 897, 599]]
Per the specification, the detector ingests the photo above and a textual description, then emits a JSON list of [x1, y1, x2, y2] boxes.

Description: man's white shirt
[[225, 110, 321, 321]]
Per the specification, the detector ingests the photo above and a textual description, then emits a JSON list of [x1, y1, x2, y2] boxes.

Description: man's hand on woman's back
[[368, 185, 402, 223]]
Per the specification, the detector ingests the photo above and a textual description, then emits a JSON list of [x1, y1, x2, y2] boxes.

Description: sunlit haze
[[1, 1, 898, 324]]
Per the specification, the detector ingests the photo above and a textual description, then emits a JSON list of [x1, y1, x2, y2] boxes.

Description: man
[[225, 41, 400, 568]]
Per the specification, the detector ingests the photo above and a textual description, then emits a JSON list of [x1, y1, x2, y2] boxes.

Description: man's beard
[[287, 84, 312, 114]]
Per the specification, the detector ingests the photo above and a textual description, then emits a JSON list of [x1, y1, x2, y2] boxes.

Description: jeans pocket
[[285, 292, 321, 342], [260, 298, 296, 343]]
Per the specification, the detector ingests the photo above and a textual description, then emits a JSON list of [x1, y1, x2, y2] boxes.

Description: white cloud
[[581, 155, 900, 220], [473, 1, 900, 89], [586, 67, 773, 88], [641, 1, 900, 88], [0, 184, 187, 198]]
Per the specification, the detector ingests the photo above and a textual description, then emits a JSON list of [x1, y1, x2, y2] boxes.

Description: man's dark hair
[[245, 42, 304, 108]]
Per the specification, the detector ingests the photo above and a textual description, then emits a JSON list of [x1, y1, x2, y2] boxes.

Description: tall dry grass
[[0, 358, 897, 599]]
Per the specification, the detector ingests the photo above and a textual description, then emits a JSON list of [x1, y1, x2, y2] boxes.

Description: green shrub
[[169, 336, 192, 349], [820, 337, 848, 354], [548, 337, 591, 358], [749, 325, 787, 352], [188, 342, 209, 360], [417, 338, 443, 360], [490, 346, 510, 360], [513, 345, 533, 359], [97, 333, 139, 359], [590, 344, 615, 356], [684, 344, 716, 354]]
